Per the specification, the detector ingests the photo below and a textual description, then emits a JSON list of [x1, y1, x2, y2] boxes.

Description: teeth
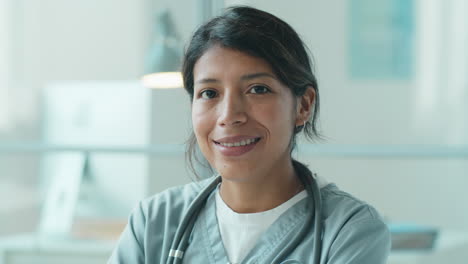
[[219, 138, 258, 147]]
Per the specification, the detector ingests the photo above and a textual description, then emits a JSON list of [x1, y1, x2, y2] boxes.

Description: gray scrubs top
[[108, 177, 391, 264]]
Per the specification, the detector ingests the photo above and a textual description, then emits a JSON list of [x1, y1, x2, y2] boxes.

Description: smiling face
[[192, 45, 302, 182]]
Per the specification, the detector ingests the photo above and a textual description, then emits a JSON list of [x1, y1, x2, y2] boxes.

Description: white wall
[[9, 0, 151, 128], [0, 0, 11, 131]]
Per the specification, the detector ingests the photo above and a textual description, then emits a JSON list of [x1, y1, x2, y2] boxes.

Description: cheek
[[191, 107, 218, 165], [266, 102, 297, 150], [191, 104, 213, 144], [261, 99, 296, 131]]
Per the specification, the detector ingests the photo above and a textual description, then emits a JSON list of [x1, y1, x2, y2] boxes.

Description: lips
[[214, 135, 261, 143], [213, 136, 262, 156]]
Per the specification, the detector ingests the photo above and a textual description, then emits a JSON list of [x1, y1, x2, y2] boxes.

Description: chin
[[216, 165, 261, 183]]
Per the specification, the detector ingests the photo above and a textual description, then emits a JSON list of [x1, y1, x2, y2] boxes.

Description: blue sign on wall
[[349, 0, 414, 80]]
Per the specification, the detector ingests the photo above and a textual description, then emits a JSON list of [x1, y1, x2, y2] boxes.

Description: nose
[[217, 91, 248, 127]]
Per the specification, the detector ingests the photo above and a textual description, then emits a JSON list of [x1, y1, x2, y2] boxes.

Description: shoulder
[[138, 176, 215, 221], [108, 177, 217, 263], [320, 183, 386, 225], [319, 184, 391, 262]]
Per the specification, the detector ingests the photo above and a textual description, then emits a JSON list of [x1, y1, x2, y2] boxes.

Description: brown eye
[[249, 85, 270, 94], [200, 89, 218, 99]]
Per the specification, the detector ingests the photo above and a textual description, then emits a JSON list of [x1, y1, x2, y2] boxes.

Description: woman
[[109, 6, 391, 264]]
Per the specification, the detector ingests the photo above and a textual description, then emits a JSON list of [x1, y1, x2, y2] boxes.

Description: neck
[[218, 160, 303, 213]]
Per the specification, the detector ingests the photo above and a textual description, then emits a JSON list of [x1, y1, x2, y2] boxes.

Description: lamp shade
[[141, 72, 182, 89], [142, 10, 183, 89]]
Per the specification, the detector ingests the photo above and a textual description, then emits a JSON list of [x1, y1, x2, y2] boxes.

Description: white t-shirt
[[215, 187, 306, 264], [215, 175, 329, 264]]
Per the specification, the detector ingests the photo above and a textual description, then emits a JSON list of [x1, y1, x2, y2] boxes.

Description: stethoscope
[[167, 164, 323, 264]]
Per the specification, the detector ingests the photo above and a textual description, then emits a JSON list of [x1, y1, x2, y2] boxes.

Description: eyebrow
[[241, 72, 278, 81], [195, 72, 277, 84]]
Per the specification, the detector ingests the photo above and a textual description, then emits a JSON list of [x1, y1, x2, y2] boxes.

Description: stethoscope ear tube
[[167, 176, 222, 264]]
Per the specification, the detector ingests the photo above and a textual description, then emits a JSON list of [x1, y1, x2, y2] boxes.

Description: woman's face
[[192, 45, 302, 181]]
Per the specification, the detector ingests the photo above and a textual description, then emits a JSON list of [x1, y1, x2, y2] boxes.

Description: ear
[[295, 86, 315, 126]]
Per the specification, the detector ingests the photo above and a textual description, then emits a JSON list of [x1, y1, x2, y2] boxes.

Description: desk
[[388, 230, 468, 264], [0, 234, 115, 264]]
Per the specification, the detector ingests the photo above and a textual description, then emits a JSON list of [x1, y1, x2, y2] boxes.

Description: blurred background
[[0, 0, 467, 263]]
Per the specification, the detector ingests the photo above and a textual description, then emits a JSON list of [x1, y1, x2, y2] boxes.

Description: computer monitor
[[40, 81, 151, 233]]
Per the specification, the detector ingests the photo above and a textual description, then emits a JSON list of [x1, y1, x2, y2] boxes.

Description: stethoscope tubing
[[168, 176, 222, 264]]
